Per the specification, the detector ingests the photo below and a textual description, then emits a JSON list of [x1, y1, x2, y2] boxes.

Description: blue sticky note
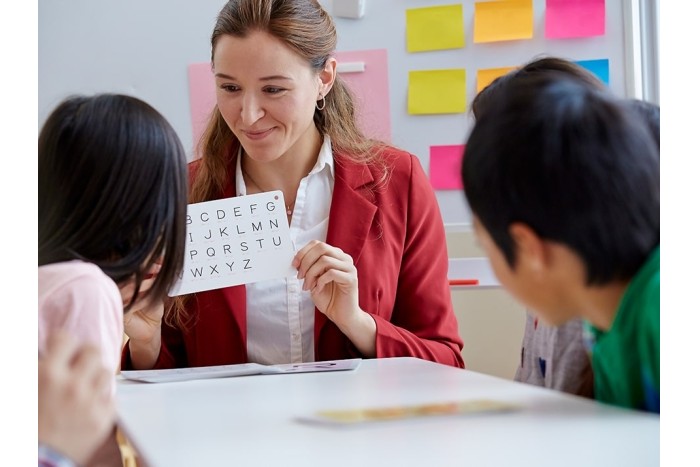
[[575, 59, 609, 85]]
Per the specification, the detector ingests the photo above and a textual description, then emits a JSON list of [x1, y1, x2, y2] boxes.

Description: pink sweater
[[38, 260, 124, 388]]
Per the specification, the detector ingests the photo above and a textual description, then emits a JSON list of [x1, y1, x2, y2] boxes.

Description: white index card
[[168, 191, 296, 296]]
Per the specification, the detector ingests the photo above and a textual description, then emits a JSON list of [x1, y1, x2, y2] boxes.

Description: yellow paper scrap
[[474, 0, 533, 43], [406, 4, 465, 52], [476, 66, 517, 93], [408, 69, 467, 115]]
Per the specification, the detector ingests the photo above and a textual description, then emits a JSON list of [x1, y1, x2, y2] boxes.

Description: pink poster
[[187, 48, 392, 155], [333, 49, 392, 143], [545, 0, 605, 39], [429, 144, 465, 190], [187, 62, 216, 154]]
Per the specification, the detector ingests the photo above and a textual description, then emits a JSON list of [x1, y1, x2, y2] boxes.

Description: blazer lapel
[[315, 157, 378, 344]]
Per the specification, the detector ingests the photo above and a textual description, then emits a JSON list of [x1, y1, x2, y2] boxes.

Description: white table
[[116, 357, 659, 467], [448, 257, 501, 288]]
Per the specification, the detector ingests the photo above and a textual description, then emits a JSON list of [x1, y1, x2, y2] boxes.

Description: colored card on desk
[[168, 191, 296, 296], [120, 359, 362, 383], [299, 399, 520, 426]]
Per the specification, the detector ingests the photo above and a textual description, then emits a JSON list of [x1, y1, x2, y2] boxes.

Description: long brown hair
[[175, 0, 388, 327], [191, 0, 387, 205]]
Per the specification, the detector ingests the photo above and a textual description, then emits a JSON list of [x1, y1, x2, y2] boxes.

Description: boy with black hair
[[461, 72, 660, 412], [471, 57, 605, 399]]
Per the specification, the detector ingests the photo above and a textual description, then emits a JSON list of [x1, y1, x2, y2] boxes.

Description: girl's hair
[[190, 0, 387, 204], [38, 94, 188, 312]]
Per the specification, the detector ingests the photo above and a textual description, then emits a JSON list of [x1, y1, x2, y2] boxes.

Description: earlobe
[[319, 57, 337, 94]]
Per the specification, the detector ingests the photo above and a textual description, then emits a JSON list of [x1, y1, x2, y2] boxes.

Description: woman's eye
[[220, 84, 239, 92], [264, 87, 284, 94]]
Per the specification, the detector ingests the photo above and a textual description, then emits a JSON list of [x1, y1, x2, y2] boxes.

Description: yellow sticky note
[[406, 4, 465, 52], [408, 69, 467, 115], [474, 0, 533, 43], [476, 66, 517, 93]]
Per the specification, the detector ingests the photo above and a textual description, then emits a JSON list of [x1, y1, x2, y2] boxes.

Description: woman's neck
[[240, 129, 323, 207]]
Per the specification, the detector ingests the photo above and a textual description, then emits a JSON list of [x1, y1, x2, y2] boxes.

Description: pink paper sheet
[[187, 49, 392, 154], [187, 62, 216, 155], [545, 0, 605, 39], [429, 144, 465, 190], [333, 49, 392, 143]]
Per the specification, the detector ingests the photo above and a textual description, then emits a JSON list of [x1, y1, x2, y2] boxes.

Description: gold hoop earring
[[315, 95, 326, 111]]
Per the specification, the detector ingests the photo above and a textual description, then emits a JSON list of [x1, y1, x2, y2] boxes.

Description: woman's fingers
[[294, 240, 352, 280], [311, 268, 357, 294], [302, 255, 355, 291]]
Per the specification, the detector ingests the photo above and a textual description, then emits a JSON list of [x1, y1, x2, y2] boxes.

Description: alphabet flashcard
[[168, 191, 295, 296]]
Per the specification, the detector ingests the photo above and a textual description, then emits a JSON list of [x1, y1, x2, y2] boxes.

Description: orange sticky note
[[474, 0, 534, 43], [408, 69, 467, 115], [476, 66, 517, 93]]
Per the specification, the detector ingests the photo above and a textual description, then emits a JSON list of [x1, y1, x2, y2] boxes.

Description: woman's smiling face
[[213, 30, 322, 164]]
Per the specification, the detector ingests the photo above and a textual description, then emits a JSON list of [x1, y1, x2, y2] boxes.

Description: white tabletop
[[116, 357, 659, 467], [448, 257, 501, 287]]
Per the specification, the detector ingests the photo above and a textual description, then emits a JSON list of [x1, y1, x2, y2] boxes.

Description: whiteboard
[[38, 0, 632, 226]]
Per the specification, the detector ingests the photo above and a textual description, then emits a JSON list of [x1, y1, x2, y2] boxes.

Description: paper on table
[[298, 399, 520, 426], [168, 191, 296, 296], [121, 359, 362, 383]]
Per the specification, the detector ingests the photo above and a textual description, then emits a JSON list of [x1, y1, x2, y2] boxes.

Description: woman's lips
[[243, 128, 274, 140]]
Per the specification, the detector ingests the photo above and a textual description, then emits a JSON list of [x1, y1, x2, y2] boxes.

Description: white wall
[[38, 0, 633, 226]]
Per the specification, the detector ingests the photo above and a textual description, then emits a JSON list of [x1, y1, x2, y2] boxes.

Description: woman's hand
[[293, 241, 377, 357], [293, 240, 360, 325]]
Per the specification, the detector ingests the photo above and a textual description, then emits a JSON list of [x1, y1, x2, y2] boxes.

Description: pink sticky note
[[333, 49, 392, 143], [545, 0, 605, 39], [430, 144, 465, 190], [187, 63, 216, 155]]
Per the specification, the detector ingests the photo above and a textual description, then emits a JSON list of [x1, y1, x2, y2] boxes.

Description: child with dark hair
[[471, 57, 606, 398], [462, 73, 660, 412], [627, 98, 660, 149], [39, 93, 189, 464], [39, 93, 188, 380]]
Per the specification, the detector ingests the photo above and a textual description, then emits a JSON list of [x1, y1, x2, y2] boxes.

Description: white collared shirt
[[236, 136, 335, 364]]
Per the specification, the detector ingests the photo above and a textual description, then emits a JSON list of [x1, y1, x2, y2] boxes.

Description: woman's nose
[[240, 94, 264, 125]]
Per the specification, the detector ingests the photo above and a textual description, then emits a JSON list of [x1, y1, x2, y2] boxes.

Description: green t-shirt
[[584, 247, 660, 413]]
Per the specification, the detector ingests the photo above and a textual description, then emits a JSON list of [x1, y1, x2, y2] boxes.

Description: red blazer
[[123, 146, 464, 369]]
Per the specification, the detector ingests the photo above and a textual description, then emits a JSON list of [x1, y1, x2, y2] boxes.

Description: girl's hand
[[120, 263, 164, 344], [39, 332, 116, 466]]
